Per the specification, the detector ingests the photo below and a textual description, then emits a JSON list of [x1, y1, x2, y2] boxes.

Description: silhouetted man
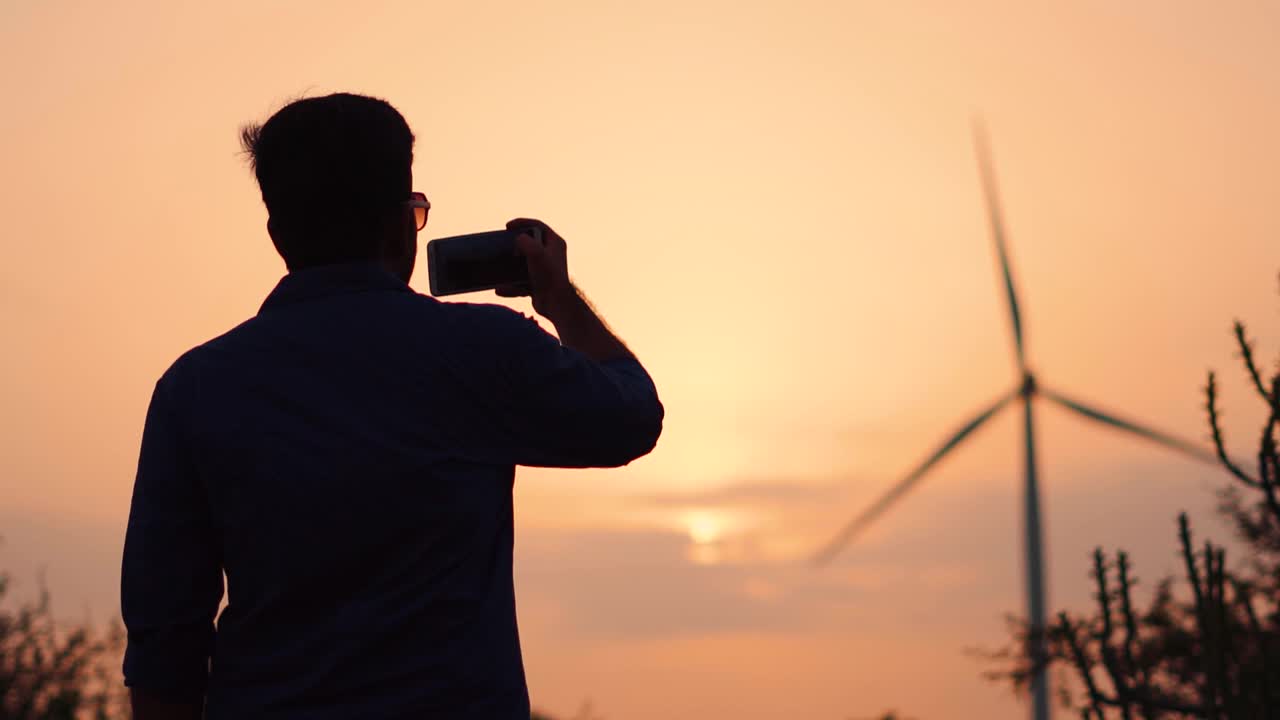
[[121, 93, 663, 719]]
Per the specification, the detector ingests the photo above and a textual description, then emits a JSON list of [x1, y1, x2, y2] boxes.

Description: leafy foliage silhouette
[[0, 561, 127, 720]]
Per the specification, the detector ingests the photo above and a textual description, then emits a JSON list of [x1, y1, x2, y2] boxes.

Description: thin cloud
[[515, 525, 999, 641], [640, 479, 854, 509]]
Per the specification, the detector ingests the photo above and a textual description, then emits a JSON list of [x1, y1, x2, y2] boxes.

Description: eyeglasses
[[407, 192, 431, 231]]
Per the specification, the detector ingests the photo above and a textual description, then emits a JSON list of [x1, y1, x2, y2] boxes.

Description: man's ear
[[266, 218, 291, 270], [385, 207, 414, 258], [403, 205, 419, 254]]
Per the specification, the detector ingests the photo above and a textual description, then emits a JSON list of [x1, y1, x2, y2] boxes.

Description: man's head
[[241, 93, 422, 280]]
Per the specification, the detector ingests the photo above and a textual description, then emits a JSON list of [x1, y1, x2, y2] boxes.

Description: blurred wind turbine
[[813, 123, 1218, 720]]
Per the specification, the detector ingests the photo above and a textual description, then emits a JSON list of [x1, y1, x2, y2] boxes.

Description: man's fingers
[[514, 232, 545, 258], [495, 283, 531, 297], [507, 218, 560, 245], [507, 218, 564, 288]]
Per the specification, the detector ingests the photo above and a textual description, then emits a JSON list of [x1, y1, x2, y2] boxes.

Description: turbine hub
[[1020, 373, 1038, 398]]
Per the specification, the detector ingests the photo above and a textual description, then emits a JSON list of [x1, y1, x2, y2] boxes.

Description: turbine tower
[[814, 125, 1217, 720]]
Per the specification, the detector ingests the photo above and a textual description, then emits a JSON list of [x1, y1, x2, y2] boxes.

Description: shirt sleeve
[[446, 305, 664, 468], [120, 365, 224, 700]]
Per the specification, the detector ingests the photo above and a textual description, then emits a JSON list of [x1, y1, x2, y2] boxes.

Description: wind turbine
[[813, 125, 1217, 720]]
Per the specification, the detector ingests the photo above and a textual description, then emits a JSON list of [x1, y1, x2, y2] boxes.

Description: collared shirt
[[121, 262, 663, 719]]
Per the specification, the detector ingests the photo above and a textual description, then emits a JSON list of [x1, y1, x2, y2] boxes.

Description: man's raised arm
[[481, 218, 663, 467]]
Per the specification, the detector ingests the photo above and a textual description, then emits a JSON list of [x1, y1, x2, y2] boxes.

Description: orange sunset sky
[[2, 2, 1279, 718]]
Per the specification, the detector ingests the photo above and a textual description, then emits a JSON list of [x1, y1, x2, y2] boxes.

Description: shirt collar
[[258, 261, 413, 315]]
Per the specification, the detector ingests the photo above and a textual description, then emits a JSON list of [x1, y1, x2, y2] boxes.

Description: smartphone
[[426, 226, 541, 297]]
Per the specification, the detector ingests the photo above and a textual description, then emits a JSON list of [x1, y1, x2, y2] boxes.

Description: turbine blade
[[813, 390, 1017, 565], [1042, 387, 1216, 463], [973, 119, 1027, 372]]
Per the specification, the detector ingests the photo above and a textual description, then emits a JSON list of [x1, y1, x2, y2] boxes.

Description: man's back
[[121, 262, 663, 718]]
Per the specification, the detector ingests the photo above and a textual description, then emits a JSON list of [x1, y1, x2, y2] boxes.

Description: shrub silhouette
[[985, 313, 1280, 717], [0, 564, 126, 720]]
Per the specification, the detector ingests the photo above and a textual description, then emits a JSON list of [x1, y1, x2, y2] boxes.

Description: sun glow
[[684, 510, 724, 545]]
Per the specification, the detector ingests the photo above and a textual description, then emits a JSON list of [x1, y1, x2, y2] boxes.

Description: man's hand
[[496, 218, 575, 320], [495, 218, 635, 363]]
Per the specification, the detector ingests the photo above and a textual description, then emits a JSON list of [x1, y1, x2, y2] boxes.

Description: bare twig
[[1206, 372, 1259, 487], [1234, 321, 1271, 404], [1116, 553, 1155, 719], [1209, 547, 1234, 717], [1179, 516, 1219, 718], [1256, 382, 1280, 522], [1180, 515, 1206, 631], [1093, 550, 1134, 719], [1060, 612, 1107, 720]]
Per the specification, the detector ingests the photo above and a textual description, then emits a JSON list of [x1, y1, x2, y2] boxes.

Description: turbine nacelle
[[1020, 372, 1038, 398]]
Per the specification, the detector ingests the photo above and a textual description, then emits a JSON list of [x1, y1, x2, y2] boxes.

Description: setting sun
[[684, 509, 723, 545]]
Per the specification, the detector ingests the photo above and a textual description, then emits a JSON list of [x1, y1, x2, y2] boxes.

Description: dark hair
[[240, 93, 415, 269]]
